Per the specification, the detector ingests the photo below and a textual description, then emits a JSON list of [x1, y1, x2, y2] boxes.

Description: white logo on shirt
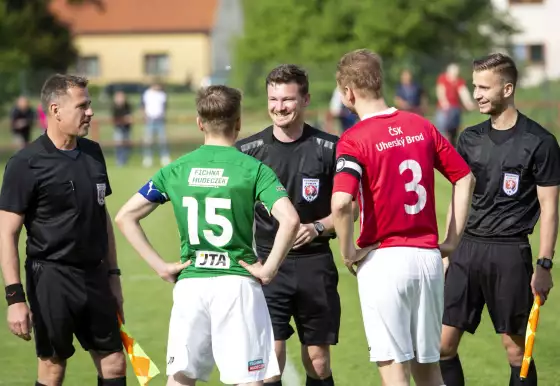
[[503, 173, 519, 196], [147, 181, 157, 195], [375, 133, 425, 152], [388, 126, 403, 136], [96, 183, 106, 206], [195, 251, 230, 269], [336, 158, 345, 172], [302, 178, 320, 202], [188, 168, 229, 188]]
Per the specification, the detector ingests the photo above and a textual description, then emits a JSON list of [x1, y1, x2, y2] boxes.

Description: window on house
[[511, 44, 545, 65], [528, 44, 545, 64], [144, 54, 170, 76], [76, 56, 100, 77]]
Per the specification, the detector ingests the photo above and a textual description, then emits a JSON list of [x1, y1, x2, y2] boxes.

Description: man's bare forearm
[[0, 233, 22, 286], [0, 212, 25, 286], [332, 193, 355, 259], [265, 219, 299, 274], [539, 209, 558, 259], [317, 201, 359, 235], [116, 218, 167, 274], [443, 173, 475, 247]]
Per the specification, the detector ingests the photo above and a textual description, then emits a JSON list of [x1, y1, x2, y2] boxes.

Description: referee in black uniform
[[440, 53, 560, 386], [0, 74, 127, 386], [236, 64, 347, 386]]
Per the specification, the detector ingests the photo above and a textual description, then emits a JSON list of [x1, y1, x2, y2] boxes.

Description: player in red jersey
[[330, 49, 476, 386]]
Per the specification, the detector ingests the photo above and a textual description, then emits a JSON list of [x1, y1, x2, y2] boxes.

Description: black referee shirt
[[0, 134, 112, 267], [457, 112, 560, 239], [236, 124, 338, 257]]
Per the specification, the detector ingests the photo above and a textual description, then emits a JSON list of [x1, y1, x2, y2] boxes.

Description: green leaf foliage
[[232, 0, 517, 107]]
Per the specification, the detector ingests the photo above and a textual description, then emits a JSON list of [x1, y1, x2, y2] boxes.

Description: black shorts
[[25, 260, 122, 359], [257, 250, 341, 345], [443, 235, 534, 336]]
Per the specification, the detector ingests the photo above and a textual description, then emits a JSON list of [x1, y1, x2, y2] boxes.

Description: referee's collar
[[361, 107, 398, 121], [482, 110, 527, 134], [263, 123, 311, 145], [40, 132, 81, 153]]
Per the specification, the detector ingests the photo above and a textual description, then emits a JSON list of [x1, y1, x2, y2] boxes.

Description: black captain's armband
[[335, 155, 363, 179]]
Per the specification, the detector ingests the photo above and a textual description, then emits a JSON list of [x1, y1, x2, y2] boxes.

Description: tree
[[0, 0, 101, 113], [232, 0, 516, 107]]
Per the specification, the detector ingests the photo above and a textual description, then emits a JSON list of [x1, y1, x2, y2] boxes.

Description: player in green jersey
[[115, 85, 300, 386]]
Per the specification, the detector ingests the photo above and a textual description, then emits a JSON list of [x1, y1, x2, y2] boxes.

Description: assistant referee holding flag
[[440, 53, 560, 386], [0, 74, 126, 386]]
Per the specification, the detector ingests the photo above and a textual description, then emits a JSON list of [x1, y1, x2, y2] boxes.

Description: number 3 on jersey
[[399, 159, 427, 215], [182, 197, 233, 247]]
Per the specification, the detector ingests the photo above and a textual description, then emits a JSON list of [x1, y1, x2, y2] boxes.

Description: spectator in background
[[141, 81, 171, 167], [434, 63, 476, 146], [394, 69, 427, 115], [111, 91, 133, 167], [10, 96, 35, 149], [36, 104, 48, 133], [329, 87, 358, 134]]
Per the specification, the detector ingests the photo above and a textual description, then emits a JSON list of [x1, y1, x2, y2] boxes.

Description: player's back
[[151, 145, 281, 279], [340, 108, 468, 249]]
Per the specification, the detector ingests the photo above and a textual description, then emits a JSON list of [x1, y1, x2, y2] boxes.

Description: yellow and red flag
[[118, 314, 161, 386], [520, 294, 541, 381]]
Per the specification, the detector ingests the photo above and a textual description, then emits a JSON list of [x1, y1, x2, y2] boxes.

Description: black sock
[[265, 381, 282, 386], [306, 374, 335, 386], [98, 376, 127, 386], [35, 382, 47, 386], [440, 355, 465, 386], [510, 361, 537, 386]]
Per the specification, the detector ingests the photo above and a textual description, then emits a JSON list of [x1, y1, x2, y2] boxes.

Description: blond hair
[[336, 49, 383, 98]]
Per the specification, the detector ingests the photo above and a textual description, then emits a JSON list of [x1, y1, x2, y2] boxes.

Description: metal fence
[[1, 55, 559, 147]]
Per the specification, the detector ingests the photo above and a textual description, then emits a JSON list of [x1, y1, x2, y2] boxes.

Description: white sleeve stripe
[[344, 160, 363, 176]]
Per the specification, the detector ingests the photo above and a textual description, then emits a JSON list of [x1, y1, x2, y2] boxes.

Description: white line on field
[[283, 353, 301, 386]]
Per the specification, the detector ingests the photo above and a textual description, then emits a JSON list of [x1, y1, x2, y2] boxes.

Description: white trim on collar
[[361, 107, 398, 121]]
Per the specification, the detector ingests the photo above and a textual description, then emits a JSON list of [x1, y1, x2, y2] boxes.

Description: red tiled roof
[[50, 0, 218, 34]]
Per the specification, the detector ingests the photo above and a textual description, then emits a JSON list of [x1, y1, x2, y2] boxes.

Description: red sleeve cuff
[[448, 166, 471, 184], [333, 173, 360, 197]]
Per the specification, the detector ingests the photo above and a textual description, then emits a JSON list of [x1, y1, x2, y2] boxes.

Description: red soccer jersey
[[333, 108, 471, 249], [437, 73, 465, 108]]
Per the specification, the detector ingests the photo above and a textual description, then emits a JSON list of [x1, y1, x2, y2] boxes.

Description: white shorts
[[166, 275, 280, 384], [356, 247, 444, 364]]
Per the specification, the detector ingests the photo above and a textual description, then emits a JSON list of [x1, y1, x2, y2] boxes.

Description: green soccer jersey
[[150, 145, 288, 280]]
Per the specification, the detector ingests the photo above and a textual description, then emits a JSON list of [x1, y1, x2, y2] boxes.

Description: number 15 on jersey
[[183, 197, 234, 248]]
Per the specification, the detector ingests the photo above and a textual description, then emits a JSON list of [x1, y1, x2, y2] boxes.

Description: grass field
[[1, 116, 560, 385]]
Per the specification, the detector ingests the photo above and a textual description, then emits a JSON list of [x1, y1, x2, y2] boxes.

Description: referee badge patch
[[503, 173, 519, 196], [96, 183, 107, 205], [302, 178, 320, 202]]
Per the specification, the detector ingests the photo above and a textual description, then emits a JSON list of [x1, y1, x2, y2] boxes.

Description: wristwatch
[[313, 221, 325, 236], [536, 258, 553, 270]]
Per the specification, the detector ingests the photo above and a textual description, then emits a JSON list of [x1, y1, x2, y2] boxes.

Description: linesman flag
[[117, 314, 161, 385], [520, 294, 542, 381]]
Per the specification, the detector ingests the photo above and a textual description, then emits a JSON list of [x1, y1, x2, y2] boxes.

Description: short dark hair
[[40, 74, 89, 112], [196, 85, 242, 134], [265, 64, 309, 95], [473, 53, 518, 87]]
